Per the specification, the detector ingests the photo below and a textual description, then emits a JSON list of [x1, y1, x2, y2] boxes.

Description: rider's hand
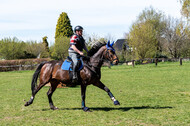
[[79, 52, 84, 55]]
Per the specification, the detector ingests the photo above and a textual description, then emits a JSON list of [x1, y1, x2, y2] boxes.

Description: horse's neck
[[90, 46, 106, 67]]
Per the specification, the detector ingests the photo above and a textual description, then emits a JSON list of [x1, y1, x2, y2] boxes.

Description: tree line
[[0, 1, 189, 61], [0, 12, 73, 60], [120, 6, 190, 62], [0, 37, 49, 60], [0, 12, 111, 60]]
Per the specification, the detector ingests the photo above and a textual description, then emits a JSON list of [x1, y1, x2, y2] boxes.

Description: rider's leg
[[69, 52, 79, 82]]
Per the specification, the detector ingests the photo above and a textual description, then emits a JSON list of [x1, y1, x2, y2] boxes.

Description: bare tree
[[163, 16, 190, 58]]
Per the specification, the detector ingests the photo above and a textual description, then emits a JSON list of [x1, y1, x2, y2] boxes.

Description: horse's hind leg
[[25, 82, 48, 106], [25, 74, 51, 106], [47, 80, 59, 110], [25, 62, 53, 107]]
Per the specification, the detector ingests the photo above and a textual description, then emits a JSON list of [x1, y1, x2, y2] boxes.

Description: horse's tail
[[31, 62, 46, 95]]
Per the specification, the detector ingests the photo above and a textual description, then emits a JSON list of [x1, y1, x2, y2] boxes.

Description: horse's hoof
[[83, 107, 91, 112], [51, 106, 59, 110], [114, 100, 120, 105], [24, 102, 30, 106]]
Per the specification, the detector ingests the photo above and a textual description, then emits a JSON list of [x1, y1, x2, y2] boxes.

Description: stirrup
[[72, 78, 78, 84]]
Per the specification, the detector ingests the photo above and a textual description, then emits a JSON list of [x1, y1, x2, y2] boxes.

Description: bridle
[[83, 48, 118, 69], [105, 49, 118, 63], [82, 47, 118, 77]]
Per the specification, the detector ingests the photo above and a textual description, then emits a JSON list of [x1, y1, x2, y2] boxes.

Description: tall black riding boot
[[72, 71, 78, 84]]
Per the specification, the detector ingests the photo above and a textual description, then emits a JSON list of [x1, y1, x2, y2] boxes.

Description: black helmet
[[74, 25, 83, 32]]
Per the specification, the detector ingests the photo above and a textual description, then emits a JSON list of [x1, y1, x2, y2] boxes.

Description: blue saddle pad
[[61, 59, 83, 71]]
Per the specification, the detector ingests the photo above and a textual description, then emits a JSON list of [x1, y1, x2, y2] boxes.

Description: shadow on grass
[[38, 106, 173, 112], [89, 106, 173, 111]]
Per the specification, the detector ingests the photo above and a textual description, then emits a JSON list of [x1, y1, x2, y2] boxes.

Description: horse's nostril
[[113, 60, 118, 65]]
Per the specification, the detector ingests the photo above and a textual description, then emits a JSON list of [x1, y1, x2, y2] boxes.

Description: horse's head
[[103, 41, 119, 65]]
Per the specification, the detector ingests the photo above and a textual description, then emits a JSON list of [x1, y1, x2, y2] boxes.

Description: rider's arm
[[71, 45, 84, 55], [84, 45, 88, 53]]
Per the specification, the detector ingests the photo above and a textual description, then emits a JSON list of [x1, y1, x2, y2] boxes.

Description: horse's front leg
[[81, 84, 91, 112], [94, 81, 120, 105]]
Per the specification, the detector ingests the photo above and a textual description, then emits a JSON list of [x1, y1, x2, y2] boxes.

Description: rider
[[68, 25, 88, 83]]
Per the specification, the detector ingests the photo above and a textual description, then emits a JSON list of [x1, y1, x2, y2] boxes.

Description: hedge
[[0, 58, 51, 72]]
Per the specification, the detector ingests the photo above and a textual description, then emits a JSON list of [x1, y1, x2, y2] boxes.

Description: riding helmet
[[74, 25, 83, 32]]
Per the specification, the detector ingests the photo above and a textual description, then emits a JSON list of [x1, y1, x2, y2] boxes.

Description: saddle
[[61, 56, 83, 71]]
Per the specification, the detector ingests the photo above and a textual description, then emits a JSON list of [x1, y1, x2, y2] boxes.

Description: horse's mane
[[88, 42, 106, 56]]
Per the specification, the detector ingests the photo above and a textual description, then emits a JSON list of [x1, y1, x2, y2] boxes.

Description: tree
[[24, 41, 48, 58], [180, 37, 190, 57], [51, 37, 70, 60], [52, 12, 73, 60], [120, 42, 127, 62], [128, 22, 157, 59], [0, 37, 26, 60], [137, 7, 166, 55], [162, 17, 190, 58], [127, 7, 164, 59], [86, 33, 108, 47], [41, 36, 49, 58], [180, 0, 190, 19], [42, 36, 49, 52], [55, 12, 73, 38]]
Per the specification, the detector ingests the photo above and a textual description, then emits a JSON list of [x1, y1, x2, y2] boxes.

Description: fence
[[1, 58, 190, 72], [0, 64, 39, 71], [0, 58, 51, 72], [126, 58, 190, 67]]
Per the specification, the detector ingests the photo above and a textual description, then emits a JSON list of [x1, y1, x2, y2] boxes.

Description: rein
[[83, 63, 100, 78], [81, 55, 107, 78], [81, 48, 117, 77], [82, 48, 116, 68]]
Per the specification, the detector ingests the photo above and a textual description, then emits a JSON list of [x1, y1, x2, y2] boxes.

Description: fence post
[[155, 58, 158, 66], [180, 58, 183, 65], [19, 64, 22, 71], [132, 60, 135, 67]]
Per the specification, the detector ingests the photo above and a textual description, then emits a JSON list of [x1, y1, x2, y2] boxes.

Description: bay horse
[[24, 41, 120, 112]]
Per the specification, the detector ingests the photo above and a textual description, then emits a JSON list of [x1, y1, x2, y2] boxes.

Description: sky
[[0, 0, 182, 45]]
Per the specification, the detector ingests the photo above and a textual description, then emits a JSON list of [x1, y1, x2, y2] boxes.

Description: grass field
[[0, 61, 190, 125]]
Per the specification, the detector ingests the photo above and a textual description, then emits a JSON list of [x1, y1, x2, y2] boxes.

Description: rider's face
[[76, 30, 83, 36]]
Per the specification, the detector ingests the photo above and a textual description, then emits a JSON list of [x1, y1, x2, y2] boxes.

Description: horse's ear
[[107, 40, 110, 47], [110, 41, 115, 47]]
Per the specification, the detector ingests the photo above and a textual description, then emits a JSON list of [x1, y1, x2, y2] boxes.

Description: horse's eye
[[111, 50, 115, 54]]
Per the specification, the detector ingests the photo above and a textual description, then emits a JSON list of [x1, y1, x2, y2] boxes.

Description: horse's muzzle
[[112, 59, 118, 65]]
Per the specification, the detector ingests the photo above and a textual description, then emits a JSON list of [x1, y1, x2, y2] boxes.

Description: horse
[[24, 41, 120, 112]]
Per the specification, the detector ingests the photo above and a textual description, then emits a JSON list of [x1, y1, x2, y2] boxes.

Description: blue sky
[[0, 0, 182, 44]]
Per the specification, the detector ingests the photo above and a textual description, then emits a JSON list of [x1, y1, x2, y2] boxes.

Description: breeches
[[69, 52, 79, 72]]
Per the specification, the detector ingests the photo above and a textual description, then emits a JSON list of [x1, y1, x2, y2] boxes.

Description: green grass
[[0, 62, 190, 125]]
